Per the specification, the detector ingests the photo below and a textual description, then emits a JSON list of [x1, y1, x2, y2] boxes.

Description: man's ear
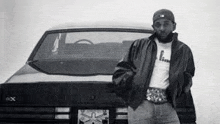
[[173, 22, 176, 31]]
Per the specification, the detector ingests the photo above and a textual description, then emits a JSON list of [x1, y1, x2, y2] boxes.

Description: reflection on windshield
[[52, 33, 61, 55]]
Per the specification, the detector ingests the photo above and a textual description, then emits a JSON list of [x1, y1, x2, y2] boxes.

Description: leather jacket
[[113, 33, 195, 110]]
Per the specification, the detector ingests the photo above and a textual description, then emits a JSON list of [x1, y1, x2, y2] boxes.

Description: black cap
[[153, 9, 175, 23]]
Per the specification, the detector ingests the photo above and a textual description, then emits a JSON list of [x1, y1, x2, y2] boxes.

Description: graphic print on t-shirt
[[159, 50, 170, 63]]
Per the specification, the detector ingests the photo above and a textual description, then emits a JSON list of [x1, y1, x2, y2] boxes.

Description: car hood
[[6, 64, 112, 83]]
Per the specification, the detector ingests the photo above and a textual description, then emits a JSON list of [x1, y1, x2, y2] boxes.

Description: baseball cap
[[153, 9, 175, 23]]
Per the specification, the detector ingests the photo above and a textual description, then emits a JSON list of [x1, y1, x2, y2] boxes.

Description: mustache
[[158, 31, 166, 34]]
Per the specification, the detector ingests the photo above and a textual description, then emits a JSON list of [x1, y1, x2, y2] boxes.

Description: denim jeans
[[128, 100, 180, 124]]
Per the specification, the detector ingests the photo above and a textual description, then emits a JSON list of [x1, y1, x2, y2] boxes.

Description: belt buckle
[[146, 87, 167, 104]]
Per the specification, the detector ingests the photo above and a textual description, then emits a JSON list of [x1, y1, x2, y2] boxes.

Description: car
[[0, 22, 196, 124]]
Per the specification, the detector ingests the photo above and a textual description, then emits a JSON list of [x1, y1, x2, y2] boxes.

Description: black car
[[0, 23, 196, 124]]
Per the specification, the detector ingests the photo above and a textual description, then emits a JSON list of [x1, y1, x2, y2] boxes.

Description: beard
[[156, 32, 174, 43]]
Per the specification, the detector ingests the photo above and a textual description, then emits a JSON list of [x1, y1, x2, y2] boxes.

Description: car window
[[30, 29, 152, 75], [33, 31, 150, 61]]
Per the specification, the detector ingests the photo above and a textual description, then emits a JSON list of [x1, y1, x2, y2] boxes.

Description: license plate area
[[78, 109, 109, 124]]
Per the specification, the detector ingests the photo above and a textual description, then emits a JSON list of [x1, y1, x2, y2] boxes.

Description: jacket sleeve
[[183, 48, 195, 93], [112, 41, 138, 101]]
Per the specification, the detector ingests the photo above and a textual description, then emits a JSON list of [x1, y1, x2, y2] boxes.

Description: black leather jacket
[[113, 33, 195, 110]]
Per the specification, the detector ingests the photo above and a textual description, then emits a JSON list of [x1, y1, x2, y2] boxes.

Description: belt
[[146, 87, 168, 104]]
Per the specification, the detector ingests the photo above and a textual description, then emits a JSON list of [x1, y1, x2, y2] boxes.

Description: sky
[[1, 0, 220, 123]]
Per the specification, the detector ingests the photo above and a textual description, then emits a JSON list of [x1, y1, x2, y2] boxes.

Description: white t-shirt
[[149, 38, 172, 89]]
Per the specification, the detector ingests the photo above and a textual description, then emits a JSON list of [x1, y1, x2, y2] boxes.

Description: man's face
[[152, 19, 176, 40]]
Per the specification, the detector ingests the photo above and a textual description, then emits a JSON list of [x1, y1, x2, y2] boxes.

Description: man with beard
[[113, 9, 195, 124]]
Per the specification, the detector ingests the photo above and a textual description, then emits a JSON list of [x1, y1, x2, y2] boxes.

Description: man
[[113, 9, 195, 124]]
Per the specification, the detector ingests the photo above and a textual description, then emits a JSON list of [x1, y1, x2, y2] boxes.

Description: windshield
[[30, 29, 152, 75]]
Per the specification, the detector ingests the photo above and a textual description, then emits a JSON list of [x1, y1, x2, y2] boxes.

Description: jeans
[[128, 100, 180, 124]]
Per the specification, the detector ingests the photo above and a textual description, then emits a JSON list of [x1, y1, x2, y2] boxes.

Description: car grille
[[0, 106, 70, 124], [0, 106, 128, 124]]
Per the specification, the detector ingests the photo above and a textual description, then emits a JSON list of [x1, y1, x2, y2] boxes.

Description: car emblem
[[6, 96, 16, 102], [78, 109, 109, 124]]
